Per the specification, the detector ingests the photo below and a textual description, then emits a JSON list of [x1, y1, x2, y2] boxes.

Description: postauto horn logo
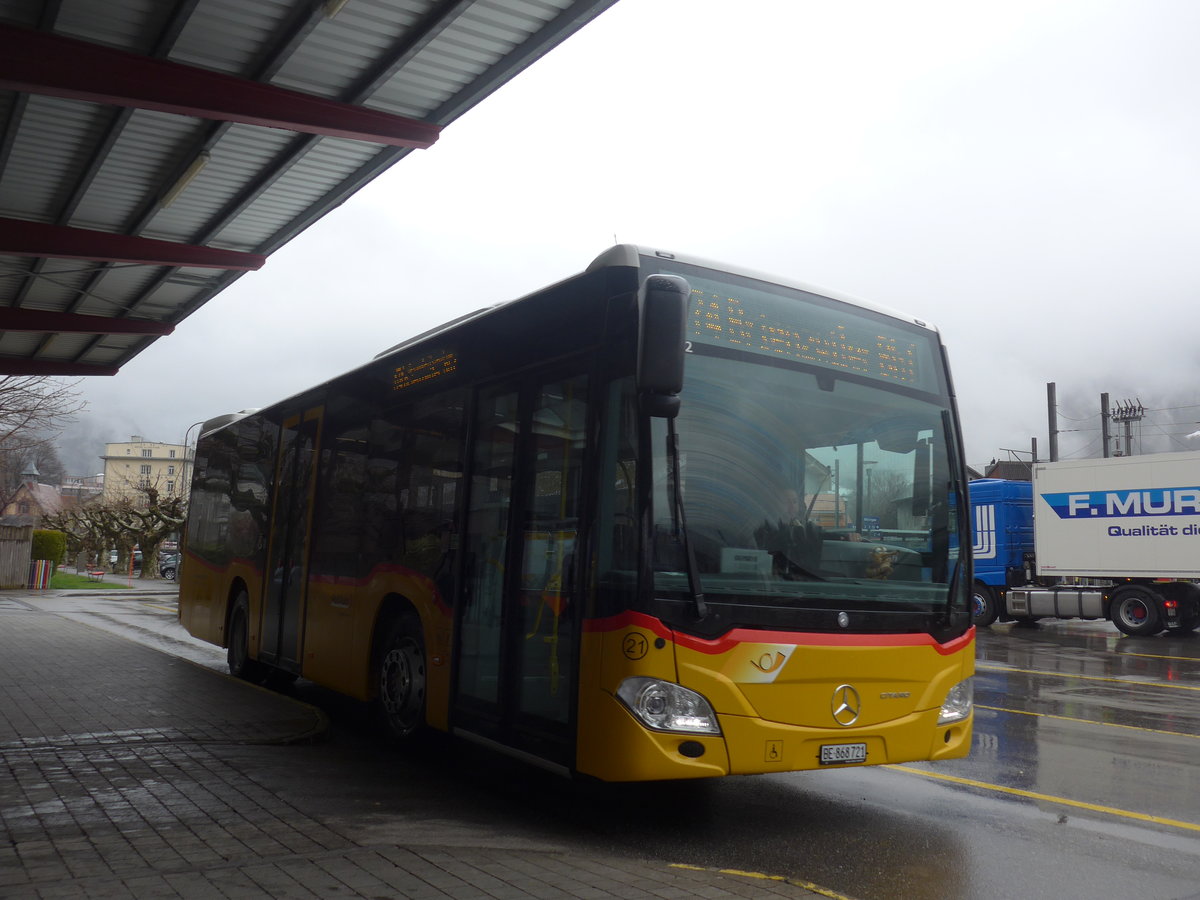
[[1041, 486, 1200, 520]]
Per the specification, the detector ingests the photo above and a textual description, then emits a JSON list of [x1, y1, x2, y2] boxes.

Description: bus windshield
[[644, 263, 964, 627]]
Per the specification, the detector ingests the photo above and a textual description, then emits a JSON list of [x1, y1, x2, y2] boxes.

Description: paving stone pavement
[[0, 595, 830, 899]]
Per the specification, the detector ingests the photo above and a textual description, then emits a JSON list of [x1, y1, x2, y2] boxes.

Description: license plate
[[819, 742, 867, 765]]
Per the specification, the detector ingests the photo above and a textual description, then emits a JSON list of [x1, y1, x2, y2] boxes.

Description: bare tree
[[0, 376, 84, 507], [844, 470, 912, 530], [43, 501, 114, 567], [44, 486, 186, 579], [124, 484, 187, 578]]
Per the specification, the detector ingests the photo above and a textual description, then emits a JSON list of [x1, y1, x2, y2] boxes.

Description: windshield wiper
[[667, 418, 707, 619]]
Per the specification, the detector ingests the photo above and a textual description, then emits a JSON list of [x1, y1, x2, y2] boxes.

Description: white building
[[101, 436, 192, 505]]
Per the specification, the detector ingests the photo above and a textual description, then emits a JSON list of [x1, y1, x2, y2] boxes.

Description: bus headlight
[[616, 677, 722, 735], [938, 678, 973, 725]]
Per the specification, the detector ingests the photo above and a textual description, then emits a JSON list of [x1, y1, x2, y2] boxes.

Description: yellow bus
[[179, 245, 974, 781]]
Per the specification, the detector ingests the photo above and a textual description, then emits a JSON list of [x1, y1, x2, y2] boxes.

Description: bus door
[[260, 406, 323, 671], [455, 370, 590, 768]]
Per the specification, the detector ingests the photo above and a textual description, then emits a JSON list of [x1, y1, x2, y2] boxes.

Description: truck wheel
[[1110, 587, 1164, 637], [971, 583, 999, 627]]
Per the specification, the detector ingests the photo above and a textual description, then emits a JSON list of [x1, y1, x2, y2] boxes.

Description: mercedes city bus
[[178, 245, 975, 781]]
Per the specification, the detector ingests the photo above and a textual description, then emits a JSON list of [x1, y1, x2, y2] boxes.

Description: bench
[[86, 570, 105, 581]]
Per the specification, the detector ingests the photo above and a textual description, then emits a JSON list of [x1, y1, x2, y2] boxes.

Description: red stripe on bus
[[183, 559, 451, 615], [585, 610, 974, 656]]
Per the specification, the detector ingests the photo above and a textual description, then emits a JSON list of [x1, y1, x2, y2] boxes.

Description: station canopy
[[0, 0, 616, 376]]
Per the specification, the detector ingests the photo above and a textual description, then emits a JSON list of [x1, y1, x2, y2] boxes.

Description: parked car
[[159, 552, 179, 580], [109, 549, 143, 570]]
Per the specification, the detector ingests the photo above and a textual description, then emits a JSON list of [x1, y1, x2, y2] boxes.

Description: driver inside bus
[[755, 488, 861, 578], [755, 489, 823, 577]]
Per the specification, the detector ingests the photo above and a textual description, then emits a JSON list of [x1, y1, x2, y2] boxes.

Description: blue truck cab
[[969, 468, 1200, 635], [968, 478, 1034, 625]]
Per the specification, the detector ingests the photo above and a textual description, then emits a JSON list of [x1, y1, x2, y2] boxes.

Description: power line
[[1145, 404, 1200, 413], [1060, 436, 1102, 459], [1053, 408, 1100, 422]]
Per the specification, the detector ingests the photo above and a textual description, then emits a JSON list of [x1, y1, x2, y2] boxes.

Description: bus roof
[[616, 244, 940, 334], [202, 244, 942, 436]]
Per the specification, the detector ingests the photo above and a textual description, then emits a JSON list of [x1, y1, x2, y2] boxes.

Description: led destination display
[[686, 285, 931, 388], [393, 350, 457, 392]]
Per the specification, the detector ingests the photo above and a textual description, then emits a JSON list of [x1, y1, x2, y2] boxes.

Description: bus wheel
[[376, 614, 427, 742], [228, 593, 266, 682], [972, 583, 999, 627], [1110, 587, 1163, 637]]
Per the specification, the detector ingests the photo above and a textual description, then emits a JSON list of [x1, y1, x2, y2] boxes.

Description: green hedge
[[32, 529, 67, 571]]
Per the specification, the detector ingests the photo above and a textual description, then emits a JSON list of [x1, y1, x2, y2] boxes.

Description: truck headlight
[[938, 678, 973, 725], [616, 677, 721, 735]]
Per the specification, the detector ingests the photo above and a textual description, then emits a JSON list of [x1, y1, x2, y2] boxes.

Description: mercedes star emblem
[[832, 684, 861, 726]]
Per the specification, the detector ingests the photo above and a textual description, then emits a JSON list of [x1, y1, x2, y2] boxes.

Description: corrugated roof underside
[[0, 97, 112, 222], [72, 111, 208, 233], [0, 0, 615, 374]]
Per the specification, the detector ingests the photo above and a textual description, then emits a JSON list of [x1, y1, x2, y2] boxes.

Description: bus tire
[[1110, 587, 1163, 637], [228, 592, 267, 682], [971, 582, 999, 627], [375, 613, 427, 743]]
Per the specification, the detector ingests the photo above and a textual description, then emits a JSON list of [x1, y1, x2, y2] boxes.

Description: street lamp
[[863, 461, 877, 507]]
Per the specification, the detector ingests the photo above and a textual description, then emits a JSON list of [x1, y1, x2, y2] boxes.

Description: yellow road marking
[[976, 704, 1200, 740], [1111, 649, 1200, 663], [887, 765, 1200, 833], [669, 864, 857, 900], [977, 663, 1200, 692]]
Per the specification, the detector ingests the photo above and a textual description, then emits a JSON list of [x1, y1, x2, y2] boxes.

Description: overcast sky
[[58, 0, 1200, 474]]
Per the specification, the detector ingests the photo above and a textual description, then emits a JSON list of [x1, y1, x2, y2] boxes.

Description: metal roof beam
[[0, 357, 119, 377], [0, 309, 173, 336], [0, 23, 441, 149], [0, 219, 266, 270]]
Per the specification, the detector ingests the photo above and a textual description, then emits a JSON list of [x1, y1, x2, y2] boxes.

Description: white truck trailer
[[970, 450, 1200, 635]]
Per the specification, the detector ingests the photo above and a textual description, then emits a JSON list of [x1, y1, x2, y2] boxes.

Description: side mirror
[[637, 274, 689, 418]]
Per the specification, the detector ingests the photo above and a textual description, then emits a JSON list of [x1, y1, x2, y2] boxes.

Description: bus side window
[[189, 429, 237, 567], [363, 391, 467, 593], [311, 417, 369, 582], [595, 377, 639, 612], [399, 393, 467, 592]]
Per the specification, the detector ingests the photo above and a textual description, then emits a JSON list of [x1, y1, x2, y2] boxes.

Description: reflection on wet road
[[581, 619, 1200, 899], [966, 620, 1200, 824], [851, 618, 1200, 899], [29, 595, 1200, 900]]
